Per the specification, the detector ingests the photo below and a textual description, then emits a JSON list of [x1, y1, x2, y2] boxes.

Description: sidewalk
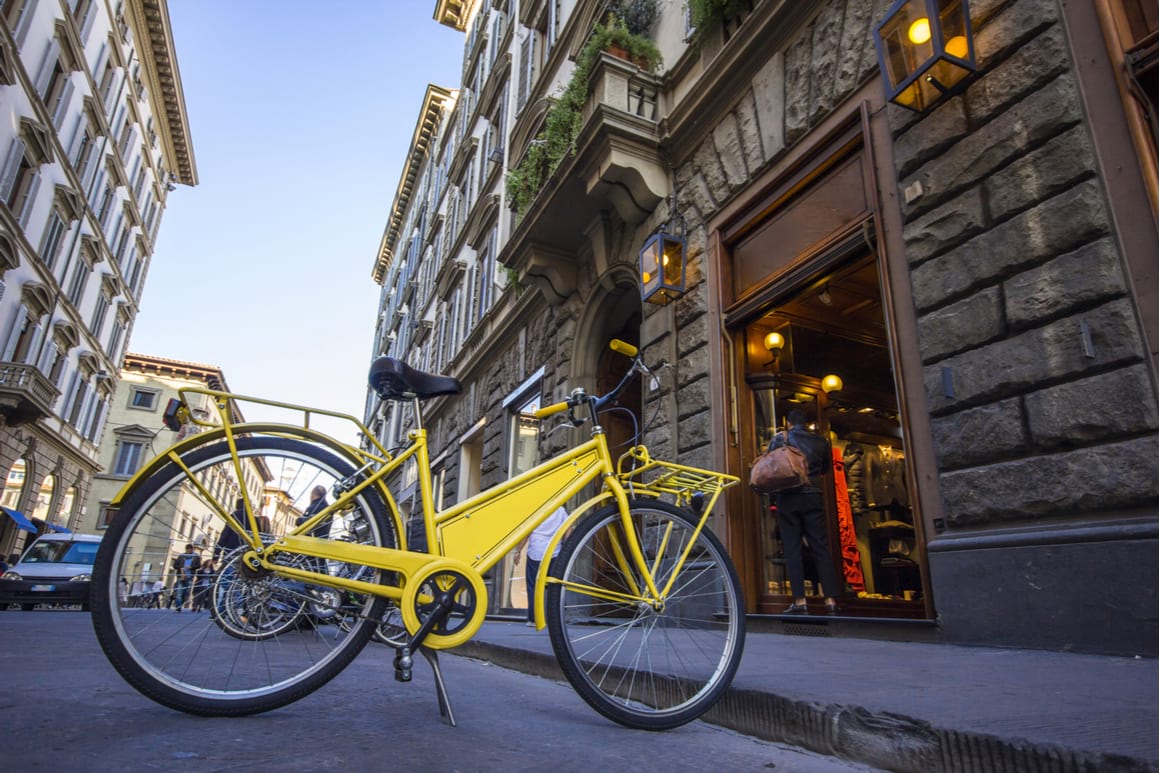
[[455, 620, 1158, 773]]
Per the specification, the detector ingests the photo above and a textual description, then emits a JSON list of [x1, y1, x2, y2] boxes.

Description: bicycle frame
[[118, 376, 737, 641]]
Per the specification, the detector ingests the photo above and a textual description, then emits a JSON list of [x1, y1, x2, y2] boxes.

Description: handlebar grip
[[533, 401, 570, 419], [609, 339, 638, 358]]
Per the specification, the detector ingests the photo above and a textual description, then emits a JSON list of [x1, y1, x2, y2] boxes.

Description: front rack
[[616, 446, 739, 513]]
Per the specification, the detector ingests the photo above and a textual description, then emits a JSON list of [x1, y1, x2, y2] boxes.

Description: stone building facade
[[0, 0, 195, 557], [369, 0, 1156, 655]]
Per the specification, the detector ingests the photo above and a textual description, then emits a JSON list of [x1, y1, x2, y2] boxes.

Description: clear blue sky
[[128, 2, 463, 443]]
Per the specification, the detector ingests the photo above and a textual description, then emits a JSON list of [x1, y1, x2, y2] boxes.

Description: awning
[[45, 522, 71, 533], [1, 506, 37, 532]]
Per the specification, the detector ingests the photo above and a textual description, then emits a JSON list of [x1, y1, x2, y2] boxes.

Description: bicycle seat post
[[409, 394, 423, 431]]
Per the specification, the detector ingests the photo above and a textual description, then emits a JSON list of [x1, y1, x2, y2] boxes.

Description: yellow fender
[[527, 490, 662, 629]]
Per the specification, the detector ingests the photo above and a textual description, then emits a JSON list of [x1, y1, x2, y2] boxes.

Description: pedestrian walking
[[170, 544, 201, 612]]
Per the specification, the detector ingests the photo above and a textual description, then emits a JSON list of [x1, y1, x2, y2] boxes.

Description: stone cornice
[[373, 85, 455, 284], [126, 0, 197, 185], [122, 352, 229, 391], [433, 0, 470, 31]]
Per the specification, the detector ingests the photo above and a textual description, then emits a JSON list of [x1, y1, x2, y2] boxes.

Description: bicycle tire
[[90, 436, 396, 716], [545, 499, 745, 730]]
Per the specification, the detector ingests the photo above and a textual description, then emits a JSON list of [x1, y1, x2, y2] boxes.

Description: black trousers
[[775, 489, 842, 600]]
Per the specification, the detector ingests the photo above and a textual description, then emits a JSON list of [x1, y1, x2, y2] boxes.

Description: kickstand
[[420, 647, 456, 727]]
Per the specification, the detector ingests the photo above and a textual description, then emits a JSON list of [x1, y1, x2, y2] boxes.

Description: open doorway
[[742, 251, 925, 618]]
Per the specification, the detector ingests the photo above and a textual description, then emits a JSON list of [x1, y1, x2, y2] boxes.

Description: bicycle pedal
[[393, 648, 413, 682]]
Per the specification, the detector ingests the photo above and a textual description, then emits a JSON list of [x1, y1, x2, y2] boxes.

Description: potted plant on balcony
[[504, 12, 662, 218], [589, 12, 662, 72]]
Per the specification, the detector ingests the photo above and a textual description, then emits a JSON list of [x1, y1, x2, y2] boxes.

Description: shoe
[[175, 607, 182, 613], [782, 602, 807, 615], [525, 621, 535, 627]]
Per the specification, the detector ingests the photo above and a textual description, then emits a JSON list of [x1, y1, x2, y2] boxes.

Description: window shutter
[[23, 321, 42, 364], [12, 1, 35, 47], [517, 31, 533, 110], [85, 396, 106, 438], [36, 340, 55, 373], [35, 41, 60, 97], [0, 138, 26, 202], [52, 79, 75, 128], [58, 370, 78, 417], [0, 299, 17, 358], [79, 1, 98, 39], [16, 172, 40, 225]]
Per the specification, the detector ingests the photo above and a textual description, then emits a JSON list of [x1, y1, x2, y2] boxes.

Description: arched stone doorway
[[573, 272, 642, 455]]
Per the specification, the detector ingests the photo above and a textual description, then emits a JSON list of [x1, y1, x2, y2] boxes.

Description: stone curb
[[453, 640, 1156, 773]]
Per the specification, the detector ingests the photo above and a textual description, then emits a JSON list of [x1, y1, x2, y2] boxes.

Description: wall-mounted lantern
[[874, 0, 976, 112], [638, 230, 687, 305]]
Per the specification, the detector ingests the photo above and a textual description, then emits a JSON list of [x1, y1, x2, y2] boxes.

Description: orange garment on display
[[832, 448, 865, 592]]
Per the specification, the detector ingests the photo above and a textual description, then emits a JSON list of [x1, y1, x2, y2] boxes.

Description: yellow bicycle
[[90, 340, 744, 729]]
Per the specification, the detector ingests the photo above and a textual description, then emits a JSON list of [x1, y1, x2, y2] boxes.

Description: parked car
[[0, 533, 101, 611]]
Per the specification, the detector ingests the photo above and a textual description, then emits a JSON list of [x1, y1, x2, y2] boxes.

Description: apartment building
[[84, 353, 268, 594], [368, 0, 1156, 655], [0, 0, 195, 557]]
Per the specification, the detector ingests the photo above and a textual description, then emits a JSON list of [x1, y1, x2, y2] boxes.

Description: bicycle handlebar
[[534, 339, 645, 425], [533, 401, 570, 419]]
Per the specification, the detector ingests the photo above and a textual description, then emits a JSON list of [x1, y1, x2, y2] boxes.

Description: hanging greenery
[[687, 0, 750, 40], [505, 14, 662, 219]]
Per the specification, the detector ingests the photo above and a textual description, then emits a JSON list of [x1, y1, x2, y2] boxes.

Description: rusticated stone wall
[[664, 0, 1156, 533], [894, 0, 1157, 531]]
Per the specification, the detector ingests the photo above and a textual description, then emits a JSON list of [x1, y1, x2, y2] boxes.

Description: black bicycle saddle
[[368, 356, 462, 401]]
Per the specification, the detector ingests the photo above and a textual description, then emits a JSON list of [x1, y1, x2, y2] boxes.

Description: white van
[[0, 533, 101, 611]]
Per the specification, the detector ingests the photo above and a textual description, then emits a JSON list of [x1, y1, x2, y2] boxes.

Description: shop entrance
[[742, 251, 925, 618]]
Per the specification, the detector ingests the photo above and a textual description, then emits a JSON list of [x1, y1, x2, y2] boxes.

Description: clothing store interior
[[745, 251, 925, 617]]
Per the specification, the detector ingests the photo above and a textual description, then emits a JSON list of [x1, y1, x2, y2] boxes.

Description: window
[[96, 181, 114, 226], [85, 392, 107, 441], [7, 308, 39, 363], [112, 439, 143, 476], [476, 226, 498, 321], [0, 140, 38, 223], [90, 291, 109, 336], [129, 387, 157, 410], [66, 242, 94, 304], [98, 54, 118, 109], [99, 501, 116, 528], [40, 210, 67, 270], [497, 375, 544, 611], [72, 123, 95, 182], [105, 315, 124, 359], [67, 377, 88, 425]]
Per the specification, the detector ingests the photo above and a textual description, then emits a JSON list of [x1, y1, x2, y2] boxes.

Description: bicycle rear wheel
[[90, 436, 396, 716], [545, 499, 745, 730]]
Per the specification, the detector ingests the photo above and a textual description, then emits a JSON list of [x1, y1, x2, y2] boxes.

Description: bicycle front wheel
[[545, 499, 745, 730], [90, 436, 397, 716]]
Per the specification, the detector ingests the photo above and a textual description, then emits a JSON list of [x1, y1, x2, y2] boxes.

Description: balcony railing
[[0, 363, 60, 425]]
